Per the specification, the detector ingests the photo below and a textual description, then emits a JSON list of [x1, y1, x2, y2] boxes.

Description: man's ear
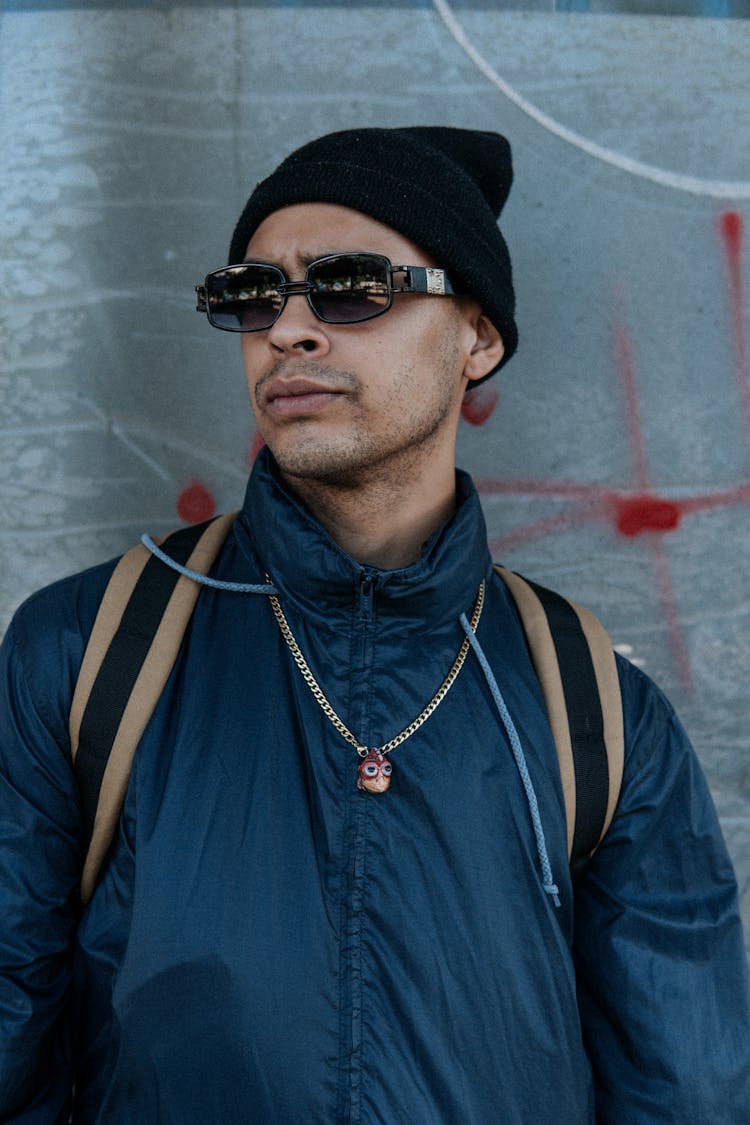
[[463, 311, 505, 384]]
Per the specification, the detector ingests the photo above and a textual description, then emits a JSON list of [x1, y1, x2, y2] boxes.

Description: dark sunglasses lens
[[205, 266, 283, 331], [309, 255, 391, 324]]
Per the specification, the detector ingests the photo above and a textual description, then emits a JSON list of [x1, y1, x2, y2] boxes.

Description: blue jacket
[[1, 449, 749, 1123]]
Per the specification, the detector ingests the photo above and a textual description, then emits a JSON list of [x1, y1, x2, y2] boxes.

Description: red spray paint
[[177, 481, 216, 524], [719, 211, 750, 464]]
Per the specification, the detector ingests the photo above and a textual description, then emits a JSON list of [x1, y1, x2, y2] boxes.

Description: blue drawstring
[[459, 613, 561, 909], [140, 534, 277, 595]]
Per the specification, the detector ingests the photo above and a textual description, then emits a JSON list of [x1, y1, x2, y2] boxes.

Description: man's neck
[[281, 469, 458, 570]]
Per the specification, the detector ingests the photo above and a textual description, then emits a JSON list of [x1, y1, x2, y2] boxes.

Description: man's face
[[240, 202, 493, 489]]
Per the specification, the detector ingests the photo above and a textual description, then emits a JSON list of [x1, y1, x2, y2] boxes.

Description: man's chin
[[279, 459, 366, 490], [267, 441, 369, 489]]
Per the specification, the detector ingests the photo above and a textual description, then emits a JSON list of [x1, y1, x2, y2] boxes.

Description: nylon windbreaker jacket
[[1, 449, 749, 1124]]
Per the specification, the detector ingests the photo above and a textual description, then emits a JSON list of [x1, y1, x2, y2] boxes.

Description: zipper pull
[[358, 572, 374, 620]]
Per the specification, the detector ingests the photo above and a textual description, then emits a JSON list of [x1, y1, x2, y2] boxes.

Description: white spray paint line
[[432, 0, 750, 200], [0, 421, 105, 438], [110, 423, 173, 483], [111, 421, 249, 482], [0, 521, 160, 542]]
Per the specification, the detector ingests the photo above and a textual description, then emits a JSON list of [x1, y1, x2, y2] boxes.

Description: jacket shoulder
[[4, 558, 121, 732]]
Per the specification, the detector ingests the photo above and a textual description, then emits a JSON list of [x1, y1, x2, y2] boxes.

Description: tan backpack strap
[[71, 512, 235, 904], [494, 565, 624, 865]]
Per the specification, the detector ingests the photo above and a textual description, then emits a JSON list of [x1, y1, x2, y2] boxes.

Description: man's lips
[[261, 378, 348, 417]]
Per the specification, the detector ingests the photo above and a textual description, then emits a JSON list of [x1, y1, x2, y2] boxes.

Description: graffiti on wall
[[462, 211, 748, 691]]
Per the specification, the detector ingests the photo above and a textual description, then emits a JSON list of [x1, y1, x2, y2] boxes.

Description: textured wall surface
[[1, 3, 748, 950]]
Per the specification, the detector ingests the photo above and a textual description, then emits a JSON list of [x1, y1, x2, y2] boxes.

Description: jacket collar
[[234, 447, 492, 630]]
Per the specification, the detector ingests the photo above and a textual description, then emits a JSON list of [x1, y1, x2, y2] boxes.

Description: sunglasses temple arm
[[195, 285, 208, 314]]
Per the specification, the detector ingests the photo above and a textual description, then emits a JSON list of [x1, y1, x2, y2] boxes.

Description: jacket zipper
[[343, 570, 376, 1122]]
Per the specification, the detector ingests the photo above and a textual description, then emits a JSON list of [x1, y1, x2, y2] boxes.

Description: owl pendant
[[357, 748, 392, 794]]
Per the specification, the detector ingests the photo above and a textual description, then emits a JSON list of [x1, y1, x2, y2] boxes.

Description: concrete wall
[[1, 2, 748, 948]]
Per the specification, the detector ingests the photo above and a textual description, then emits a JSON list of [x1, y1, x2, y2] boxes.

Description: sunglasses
[[195, 252, 458, 332]]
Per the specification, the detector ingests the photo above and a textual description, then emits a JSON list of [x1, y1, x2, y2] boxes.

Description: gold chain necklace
[[267, 577, 485, 793]]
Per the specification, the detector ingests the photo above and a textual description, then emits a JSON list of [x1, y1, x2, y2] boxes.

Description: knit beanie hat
[[228, 126, 518, 376]]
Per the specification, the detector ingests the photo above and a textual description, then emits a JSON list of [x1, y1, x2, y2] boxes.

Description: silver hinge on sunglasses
[[400, 266, 453, 296], [424, 268, 447, 295], [195, 285, 207, 313]]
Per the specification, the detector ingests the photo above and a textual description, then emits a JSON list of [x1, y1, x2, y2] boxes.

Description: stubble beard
[[258, 355, 459, 492]]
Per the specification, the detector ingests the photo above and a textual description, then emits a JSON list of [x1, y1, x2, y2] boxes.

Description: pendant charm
[[357, 748, 392, 794]]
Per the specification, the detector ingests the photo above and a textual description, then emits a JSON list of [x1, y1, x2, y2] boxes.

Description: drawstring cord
[[140, 534, 277, 595], [460, 613, 561, 909], [141, 533, 559, 908]]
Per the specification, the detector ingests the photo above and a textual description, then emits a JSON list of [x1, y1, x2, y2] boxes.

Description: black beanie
[[228, 126, 518, 375]]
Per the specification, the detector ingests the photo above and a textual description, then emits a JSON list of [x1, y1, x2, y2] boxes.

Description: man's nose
[[267, 293, 330, 355]]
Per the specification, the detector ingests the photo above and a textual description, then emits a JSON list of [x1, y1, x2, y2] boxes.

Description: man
[[1, 127, 748, 1123]]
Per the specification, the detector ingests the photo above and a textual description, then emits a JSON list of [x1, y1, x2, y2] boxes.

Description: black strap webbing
[[75, 521, 210, 842], [525, 578, 610, 868]]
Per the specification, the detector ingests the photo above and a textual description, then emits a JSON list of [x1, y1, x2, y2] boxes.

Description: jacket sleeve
[[573, 657, 750, 1124], [0, 609, 82, 1123]]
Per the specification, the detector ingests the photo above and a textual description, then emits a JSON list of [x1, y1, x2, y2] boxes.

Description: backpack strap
[[494, 565, 624, 870], [70, 512, 235, 904]]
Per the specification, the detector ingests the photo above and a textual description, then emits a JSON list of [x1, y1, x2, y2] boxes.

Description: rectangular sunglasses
[[195, 252, 458, 332]]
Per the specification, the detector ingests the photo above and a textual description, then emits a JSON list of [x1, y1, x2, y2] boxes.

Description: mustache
[[255, 361, 359, 406]]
